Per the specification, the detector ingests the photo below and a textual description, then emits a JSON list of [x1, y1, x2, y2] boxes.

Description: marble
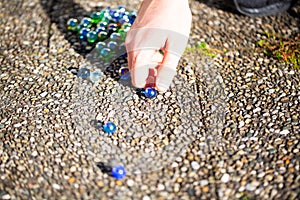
[[67, 18, 78, 31], [90, 71, 102, 83], [95, 41, 106, 51], [97, 21, 108, 28], [80, 17, 92, 28], [79, 28, 90, 40], [119, 67, 130, 80], [87, 31, 98, 43], [90, 12, 102, 24], [107, 41, 117, 50], [110, 32, 121, 42], [102, 121, 117, 134], [143, 87, 157, 98], [77, 67, 90, 79], [98, 31, 108, 41], [111, 165, 126, 179]]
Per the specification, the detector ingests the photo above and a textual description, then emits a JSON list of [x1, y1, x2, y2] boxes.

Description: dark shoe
[[233, 0, 293, 16]]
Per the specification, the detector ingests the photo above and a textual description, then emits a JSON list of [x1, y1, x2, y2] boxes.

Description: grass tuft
[[256, 32, 300, 70]]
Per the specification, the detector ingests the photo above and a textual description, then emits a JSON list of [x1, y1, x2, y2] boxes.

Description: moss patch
[[256, 32, 300, 70]]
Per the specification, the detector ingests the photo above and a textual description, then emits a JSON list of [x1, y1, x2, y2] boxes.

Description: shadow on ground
[[40, 0, 101, 56]]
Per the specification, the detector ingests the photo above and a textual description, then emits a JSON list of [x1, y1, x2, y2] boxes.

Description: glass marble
[[99, 9, 111, 20], [111, 165, 126, 179], [90, 12, 102, 24], [143, 87, 157, 98], [111, 12, 121, 23], [107, 41, 117, 50], [101, 16, 112, 24], [97, 21, 108, 28], [96, 26, 106, 34], [107, 23, 118, 34], [77, 67, 90, 79], [119, 67, 129, 75], [118, 5, 126, 12], [121, 23, 131, 30], [119, 67, 130, 80], [80, 17, 92, 28], [90, 71, 102, 83], [100, 48, 112, 58], [121, 14, 130, 23], [102, 121, 117, 134], [79, 28, 90, 40], [98, 31, 108, 41], [87, 31, 98, 43], [67, 18, 78, 31], [95, 41, 106, 51], [118, 29, 128, 41], [110, 32, 121, 42]]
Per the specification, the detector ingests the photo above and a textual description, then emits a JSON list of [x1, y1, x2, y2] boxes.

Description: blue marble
[[95, 41, 106, 51], [102, 121, 117, 134], [98, 31, 108, 41], [80, 17, 92, 28], [110, 32, 121, 42], [107, 41, 117, 50], [96, 27, 106, 35], [90, 71, 102, 83], [111, 12, 121, 23], [97, 21, 108, 28], [77, 67, 90, 79], [67, 18, 78, 31], [118, 5, 126, 12], [100, 48, 111, 57], [87, 31, 98, 43], [79, 28, 90, 40], [119, 67, 130, 80], [111, 165, 126, 179], [107, 23, 118, 34], [143, 87, 157, 98]]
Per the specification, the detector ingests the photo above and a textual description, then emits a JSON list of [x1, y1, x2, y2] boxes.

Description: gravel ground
[[0, 0, 299, 199]]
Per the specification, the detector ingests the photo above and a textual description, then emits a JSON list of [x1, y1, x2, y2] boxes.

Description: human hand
[[125, 0, 192, 92]]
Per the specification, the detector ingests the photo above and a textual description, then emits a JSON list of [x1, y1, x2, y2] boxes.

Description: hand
[[125, 0, 192, 92]]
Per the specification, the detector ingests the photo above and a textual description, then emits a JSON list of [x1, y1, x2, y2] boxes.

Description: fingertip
[[131, 66, 148, 88], [156, 64, 176, 93]]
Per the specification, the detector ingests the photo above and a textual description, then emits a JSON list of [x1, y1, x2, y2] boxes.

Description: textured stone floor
[[0, 0, 299, 199]]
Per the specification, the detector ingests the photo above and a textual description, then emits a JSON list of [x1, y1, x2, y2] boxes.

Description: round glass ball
[[102, 121, 117, 134], [77, 67, 90, 79], [90, 71, 102, 83], [110, 32, 121, 42], [87, 31, 98, 43], [90, 12, 102, 24], [79, 28, 90, 40], [67, 18, 78, 31], [107, 41, 118, 50], [143, 87, 157, 98], [98, 31, 108, 41], [96, 41, 106, 51], [111, 165, 126, 179], [80, 17, 92, 28]]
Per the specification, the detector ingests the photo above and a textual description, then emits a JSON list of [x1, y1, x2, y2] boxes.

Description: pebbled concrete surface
[[0, 0, 299, 199]]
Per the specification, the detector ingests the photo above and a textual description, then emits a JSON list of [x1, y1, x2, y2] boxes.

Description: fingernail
[[156, 81, 169, 92]]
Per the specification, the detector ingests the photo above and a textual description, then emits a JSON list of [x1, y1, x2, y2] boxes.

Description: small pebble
[[221, 173, 230, 183], [191, 161, 200, 170]]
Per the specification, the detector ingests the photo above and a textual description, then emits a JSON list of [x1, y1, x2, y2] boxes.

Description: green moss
[[184, 42, 225, 57], [256, 32, 300, 70]]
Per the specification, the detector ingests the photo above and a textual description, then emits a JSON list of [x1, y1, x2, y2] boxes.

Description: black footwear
[[233, 0, 293, 16]]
